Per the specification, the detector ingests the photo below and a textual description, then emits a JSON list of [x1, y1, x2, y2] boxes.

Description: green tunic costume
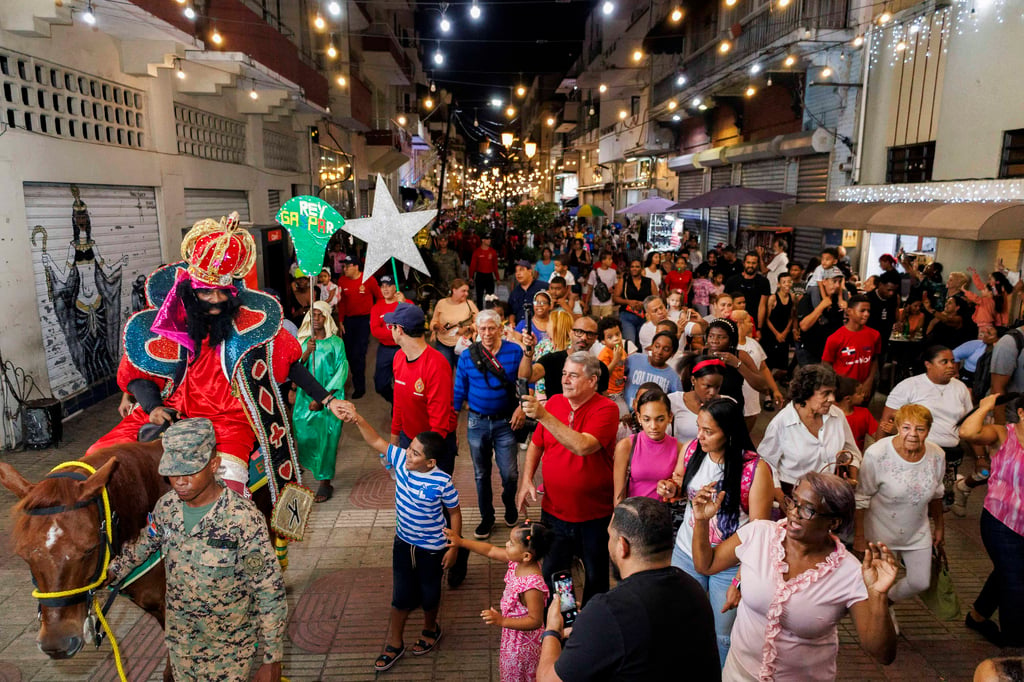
[[293, 333, 348, 480]]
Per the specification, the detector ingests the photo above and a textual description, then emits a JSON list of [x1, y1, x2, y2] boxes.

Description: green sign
[[276, 196, 345, 277]]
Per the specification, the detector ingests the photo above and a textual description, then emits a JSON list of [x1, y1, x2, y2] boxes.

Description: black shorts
[[391, 536, 445, 611]]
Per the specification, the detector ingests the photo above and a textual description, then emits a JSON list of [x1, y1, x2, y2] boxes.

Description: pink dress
[[499, 562, 550, 682], [724, 520, 868, 681]]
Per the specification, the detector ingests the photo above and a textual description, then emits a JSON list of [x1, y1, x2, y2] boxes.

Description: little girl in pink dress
[[444, 522, 553, 681]]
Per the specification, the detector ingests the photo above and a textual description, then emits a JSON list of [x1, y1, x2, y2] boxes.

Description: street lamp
[[524, 141, 537, 159], [501, 132, 514, 149]]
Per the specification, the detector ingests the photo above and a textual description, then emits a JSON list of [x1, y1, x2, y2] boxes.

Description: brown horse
[[0, 441, 170, 673]]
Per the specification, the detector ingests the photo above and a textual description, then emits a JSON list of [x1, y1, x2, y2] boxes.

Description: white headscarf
[[297, 300, 339, 346]]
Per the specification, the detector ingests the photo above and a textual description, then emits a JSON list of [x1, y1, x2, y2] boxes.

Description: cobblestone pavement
[[0, 358, 1003, 681]]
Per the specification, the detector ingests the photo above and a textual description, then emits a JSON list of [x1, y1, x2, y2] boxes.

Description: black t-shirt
[[796, 295, 845, 363], [725, 273, 771, 323], [554, 566, 721, 681], [716, 258, 743, 281], [537, 350, 610, 395], [866, 289, 900, 343]]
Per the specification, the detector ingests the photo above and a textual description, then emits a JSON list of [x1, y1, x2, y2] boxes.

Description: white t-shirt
[[550, 269, 576, 287], [645, 267, 663, 288], [737, 338, 766, 418], [675, 453, 749, 557], [855, 437, 945, 551], [587, 267, 618, 307], [766, 251, 790, 293], [668, 392, 699, 443], [884, 374, 973, 448]]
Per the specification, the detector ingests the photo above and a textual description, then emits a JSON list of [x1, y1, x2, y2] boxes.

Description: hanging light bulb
[[397, 115, 407, 126], [327, 1, 342, 17], [599, 83, 607, 93], [183, 5, 196, 19], [313, 13, 326, 30], [692, 96, 702, 107], [176, 59, 186, 79], [895, 41, 907, 52], [668, 100, 677, 110], [767, 75, 773, 86], [670, 7, 683, 22], [718, 39, 732, 53], [821, 66, 832, 78], [777, 0, 791, 7], [632, 49, 644, 62], [725, 0, 737, 6], [424, 97, 434, 109], [430, 81, 437, 93], [327, 41, 338, 59], [82, 1, 96, 24], [602, 1, 614, 15], [470, 1, 481, 19], [784, 54, 796, 67], [618, 110, 628, 119], [249, 82, 259, 100], [440, 15, 451, 32], [516, 85, 526, 98], [676, 73, 687, 86], [505, 105, 516, 118], [210, 28, 223, 45], [336, 74, 347, 87], [589, 105, 595, 115], [546, 116, 555, 126], [672, 114, 681, 121], [434, 49, 444, 65], [852, 34, 864, 47], [745, 85, 756, 97], [750, 63, 761, 75], [877, 10, 892, 24]]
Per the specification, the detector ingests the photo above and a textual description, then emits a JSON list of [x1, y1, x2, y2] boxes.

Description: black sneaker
[[504, 509, 519, 527], [965, 613, 1002, 646], [474, 519, 494, 540]]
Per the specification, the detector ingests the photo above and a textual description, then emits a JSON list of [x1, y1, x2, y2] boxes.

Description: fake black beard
[[176, 280, 242, 360]]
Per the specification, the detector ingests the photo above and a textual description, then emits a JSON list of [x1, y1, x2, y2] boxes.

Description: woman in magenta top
[[959, 392, 1024, 646], [613, 389, 685, 503], [690, 472, 898, 680]]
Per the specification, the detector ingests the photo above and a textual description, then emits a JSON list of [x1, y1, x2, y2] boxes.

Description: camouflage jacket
[[108, 486, 286, 665]]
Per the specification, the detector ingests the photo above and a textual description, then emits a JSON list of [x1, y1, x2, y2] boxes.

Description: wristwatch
[[542, 629, 563, 645]]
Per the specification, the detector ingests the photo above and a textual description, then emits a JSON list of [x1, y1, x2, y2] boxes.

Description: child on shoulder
[[444, 522, 553, 682], [339, 401, 462, 673]]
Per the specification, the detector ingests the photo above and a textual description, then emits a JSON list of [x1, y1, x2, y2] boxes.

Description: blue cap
[[379, 274, 395, 285], [382, 302, 425, 330]]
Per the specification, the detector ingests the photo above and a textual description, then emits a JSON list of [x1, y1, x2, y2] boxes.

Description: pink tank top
[[627, 431, 680, 499]]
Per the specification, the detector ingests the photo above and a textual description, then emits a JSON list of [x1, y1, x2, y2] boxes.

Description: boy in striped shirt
[[339, 401, 462, 673]]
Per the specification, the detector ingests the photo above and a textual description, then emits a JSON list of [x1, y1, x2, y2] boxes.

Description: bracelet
[[323, 394, 335, 406], [731, 576, 741, 590], [542, 629, 563, 645]]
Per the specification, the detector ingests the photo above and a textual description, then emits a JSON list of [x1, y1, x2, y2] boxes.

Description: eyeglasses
[[782, 495, 834, 521], [571, 328, 598, 337]]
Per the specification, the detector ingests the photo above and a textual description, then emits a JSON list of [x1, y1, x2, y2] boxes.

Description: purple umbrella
[[669, 185, 796, 210], [615, 197, 678, 215]]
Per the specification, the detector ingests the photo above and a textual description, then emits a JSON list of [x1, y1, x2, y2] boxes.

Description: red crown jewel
[[181, 212, 256, 286]]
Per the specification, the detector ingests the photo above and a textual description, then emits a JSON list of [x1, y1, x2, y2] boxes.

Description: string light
[[725, 0, 737, 6], [749, 63, 761, 75], [676, 73, 687, 86], [424, 97, 434, 109], [777, 0, 790, 7], [327, 40, 338, 59], [692, 96, 702, 107], [784, 54, 796, 67], [602, 1, 614, 16], [336, 74, 347, 87], [506, 105, 516, 117], [397, 115, 407, 126], [82, 1, 97, 24], [516, 85, 526, 97], [618, 110, 628, 119], [672, 113, 681, 121], [546, 116, 555, 126], [183, 5, 196, 19], [430, 81, 437, 92], [440, 15, 451, 32], [838, 179, 1024, 204], [327, 1, 342, 17], [745, 85, 756, 97], [249, 81, 259, 100], [470, 1, 482, 19], [434, 49, 444, 65], [718, 39, 731, 53], [852, 34, 864, 47], [210, 28, 223, 45], [632, 49, 644, 62], [820, 66, 832, 78], [667, 100, 677, 110], [670, 7, 683, 22], [599, 83, 607, 93], [313, 13, 326, 30], [175, 59, 185, 79], [878, 10, 893, 25]]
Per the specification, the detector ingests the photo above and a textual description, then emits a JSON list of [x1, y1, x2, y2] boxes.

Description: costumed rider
[[88, 213, 348, 519]]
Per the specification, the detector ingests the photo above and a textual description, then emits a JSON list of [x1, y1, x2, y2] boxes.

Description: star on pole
[[343, 174, 435, 282]]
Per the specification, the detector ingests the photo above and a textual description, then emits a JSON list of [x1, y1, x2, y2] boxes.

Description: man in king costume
[[88, 214, 346, 539]]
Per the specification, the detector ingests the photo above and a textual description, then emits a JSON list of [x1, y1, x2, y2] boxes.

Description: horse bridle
[[24, 461, 116, 610]]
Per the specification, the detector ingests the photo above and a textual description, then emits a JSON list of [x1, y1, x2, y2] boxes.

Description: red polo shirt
[[392, 344, 457, 438], [370, 299, 401, 346], [335, 275, 382, 320], [470, 246, 499, 277], [532, 392, 619, 522]]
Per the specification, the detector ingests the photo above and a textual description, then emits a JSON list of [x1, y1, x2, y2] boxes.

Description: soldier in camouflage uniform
[[107, 418, 287, 682]]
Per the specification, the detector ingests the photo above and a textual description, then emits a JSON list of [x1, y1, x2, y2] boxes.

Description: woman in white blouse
[[759, 364, 861, 501], [854, 403, 945, 604]]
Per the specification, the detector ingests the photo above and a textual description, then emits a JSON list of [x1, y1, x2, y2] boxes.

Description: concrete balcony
[[360, 29, 413, 88], [365, 128, 411, 174]]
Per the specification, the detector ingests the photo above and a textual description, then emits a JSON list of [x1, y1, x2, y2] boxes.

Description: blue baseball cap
[[382, 302, 425, 330]]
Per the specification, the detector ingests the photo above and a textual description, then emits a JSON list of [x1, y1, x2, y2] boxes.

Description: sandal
[[411, 624, 442, 656], [314, 481, 334, 503], [373, 643, 405, 672]]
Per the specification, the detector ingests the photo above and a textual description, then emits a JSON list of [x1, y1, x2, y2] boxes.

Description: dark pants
[[475, 272, 495, 309], [978, 509, 1024, 646], [374, 344, 399, 403], [541, 510, 611, 607], [343, 314, 370, 394], [436, 342, 458, 370], [619, 310, 644, 347]]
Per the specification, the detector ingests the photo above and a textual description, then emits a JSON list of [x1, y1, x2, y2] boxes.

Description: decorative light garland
[[837, 179, 1024, 204]]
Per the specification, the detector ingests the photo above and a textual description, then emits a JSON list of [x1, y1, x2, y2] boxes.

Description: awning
[[781, 201, 1024, 240]]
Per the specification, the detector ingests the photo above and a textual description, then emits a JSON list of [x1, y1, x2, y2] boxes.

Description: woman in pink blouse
[[690, 471, 898, 680], [959, 392, 1024, 647]]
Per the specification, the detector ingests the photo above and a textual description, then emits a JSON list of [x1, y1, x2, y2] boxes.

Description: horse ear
[[0, 462, 34, 499], [77, 458, 118, 503]]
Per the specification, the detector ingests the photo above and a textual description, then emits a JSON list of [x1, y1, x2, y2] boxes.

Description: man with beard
[[89, 215, 347, 511], [725, 252, 771, 330]]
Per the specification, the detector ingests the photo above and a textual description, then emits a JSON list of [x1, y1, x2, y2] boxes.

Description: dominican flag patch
[[146, 512, 159, 538]]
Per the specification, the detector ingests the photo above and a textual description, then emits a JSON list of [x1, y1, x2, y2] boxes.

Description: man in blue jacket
[[454, 309, 527, 539]]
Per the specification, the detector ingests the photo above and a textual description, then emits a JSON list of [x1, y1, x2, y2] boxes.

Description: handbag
[[919, 547, 961, 621]]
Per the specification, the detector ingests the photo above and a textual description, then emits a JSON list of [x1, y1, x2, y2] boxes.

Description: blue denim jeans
[[672, 544, 736, 668], [541, 511, 611, 607], [467, 411, 519, 523], [619, 310, 644, 347]]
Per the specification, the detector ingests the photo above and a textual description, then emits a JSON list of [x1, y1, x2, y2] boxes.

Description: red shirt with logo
[[392, 345, 458, 438], [470, 246, 499, 277], [532, 393, 619, 522], [370, 299, 401, 346], [336, 275, 382, 320], [822, 325, 881, 382]]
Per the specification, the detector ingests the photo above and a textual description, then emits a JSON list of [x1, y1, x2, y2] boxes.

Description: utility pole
[[432, 100, 456, 230]]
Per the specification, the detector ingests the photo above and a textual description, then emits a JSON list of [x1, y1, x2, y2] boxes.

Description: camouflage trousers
[[169, 649, 255, 682]]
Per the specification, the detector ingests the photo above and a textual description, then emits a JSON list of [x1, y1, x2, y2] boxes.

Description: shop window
[[999, 128, 1024, 179], [886, 141, 935, 184]]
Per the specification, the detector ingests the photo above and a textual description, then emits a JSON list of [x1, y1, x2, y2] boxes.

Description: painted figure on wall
[[33, 185, 127, 386]]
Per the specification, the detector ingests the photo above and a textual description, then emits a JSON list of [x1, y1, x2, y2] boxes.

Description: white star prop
[[343, 174, 435, 282]]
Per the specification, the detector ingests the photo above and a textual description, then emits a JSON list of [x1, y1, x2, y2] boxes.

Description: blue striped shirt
[[386, 444, 459, 550], [453, 341, 523, 416]]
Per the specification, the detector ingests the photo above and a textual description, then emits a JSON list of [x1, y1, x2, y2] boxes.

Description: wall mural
[[26, 183, 162, 403]]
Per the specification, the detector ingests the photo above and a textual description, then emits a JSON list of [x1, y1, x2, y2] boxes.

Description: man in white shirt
[[762, 238, 790, 293], [638, 295, 669, 350]]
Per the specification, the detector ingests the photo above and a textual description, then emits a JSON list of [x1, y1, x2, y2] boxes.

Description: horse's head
[[0, 458, 117, 659]]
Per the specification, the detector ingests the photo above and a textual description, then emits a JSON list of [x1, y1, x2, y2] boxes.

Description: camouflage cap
[[158, 418, 216, 476]]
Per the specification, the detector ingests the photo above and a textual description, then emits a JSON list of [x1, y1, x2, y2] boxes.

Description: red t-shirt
[[470, 247, 499, 277], [370, 299, 401, 346], [532, 393, 619, 522], [336, 276, 382, 320], [392, 345, 458, 438], [822, 325, 881, 382], [845, 406, 878, 452], [665, 270, 693, 302]]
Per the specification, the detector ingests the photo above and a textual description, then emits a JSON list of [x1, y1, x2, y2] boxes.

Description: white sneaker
[[952, 476, 970, 518]]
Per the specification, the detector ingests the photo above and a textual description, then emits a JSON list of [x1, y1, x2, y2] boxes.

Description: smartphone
[[517, 378, 529, 399], [551, 571, 578, 626]]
